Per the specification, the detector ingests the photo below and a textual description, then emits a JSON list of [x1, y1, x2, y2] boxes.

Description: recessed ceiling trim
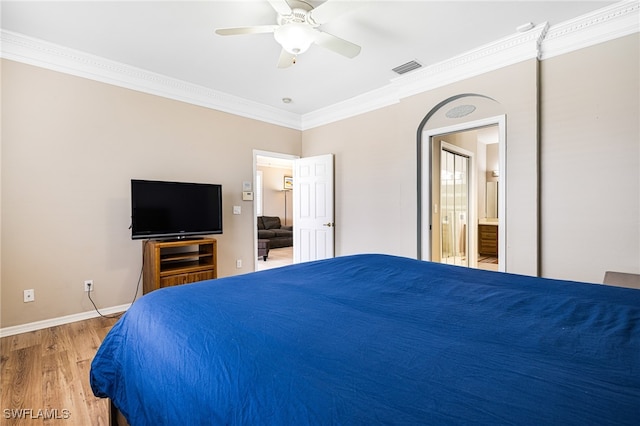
[[0, 30, 303, 130], [303, 22, 549, 130], [1, 1, 636, 132], [540, 0, 639, 60], [391, 22, 549, 98]]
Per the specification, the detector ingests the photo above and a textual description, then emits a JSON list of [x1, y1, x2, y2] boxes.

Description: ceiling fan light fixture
[[274, 23, 316, 55]]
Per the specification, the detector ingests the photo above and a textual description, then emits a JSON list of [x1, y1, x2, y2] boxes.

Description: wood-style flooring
[[1, 315, 121, 425]]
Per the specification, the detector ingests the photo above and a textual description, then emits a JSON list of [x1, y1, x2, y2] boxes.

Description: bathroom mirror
[[486, 182, 498, 219]]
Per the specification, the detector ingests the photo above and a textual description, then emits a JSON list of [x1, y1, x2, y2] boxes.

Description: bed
[[90, 254, 640, 425]]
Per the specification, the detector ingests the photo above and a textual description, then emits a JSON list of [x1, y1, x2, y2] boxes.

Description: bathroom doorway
[[420, 116, 505, 272]]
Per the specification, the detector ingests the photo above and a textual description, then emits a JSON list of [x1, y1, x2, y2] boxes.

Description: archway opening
[[417, 94, 506, 272]]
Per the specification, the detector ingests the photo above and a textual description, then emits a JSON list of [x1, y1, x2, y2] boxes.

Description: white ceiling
[[1, 1, 615, 116]]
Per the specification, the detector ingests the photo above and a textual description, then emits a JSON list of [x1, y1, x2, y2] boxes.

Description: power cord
[[86, 239, 147, 319]]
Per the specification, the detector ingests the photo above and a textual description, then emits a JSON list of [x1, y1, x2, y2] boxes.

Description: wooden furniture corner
[[142, 238, 217, 294]]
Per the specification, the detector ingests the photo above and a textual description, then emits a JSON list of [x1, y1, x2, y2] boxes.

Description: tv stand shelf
[[143, 238, 217, 294]]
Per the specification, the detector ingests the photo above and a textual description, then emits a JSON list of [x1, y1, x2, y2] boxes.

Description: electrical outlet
[[24, 289, 35, 303], [236, 259, 242, 268], [84, 280, 94, 292]]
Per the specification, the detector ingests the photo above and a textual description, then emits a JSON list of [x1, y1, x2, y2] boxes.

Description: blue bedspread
[[91, 254, 640, 425]]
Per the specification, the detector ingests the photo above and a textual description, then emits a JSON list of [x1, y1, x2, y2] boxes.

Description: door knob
[[323, 222, 334, 227]]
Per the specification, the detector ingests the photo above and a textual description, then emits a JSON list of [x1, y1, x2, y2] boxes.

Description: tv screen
[[131, 179, 223, 240]]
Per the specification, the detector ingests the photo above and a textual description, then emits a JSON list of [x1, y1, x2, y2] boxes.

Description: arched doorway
[[417, 94, 506, 272]]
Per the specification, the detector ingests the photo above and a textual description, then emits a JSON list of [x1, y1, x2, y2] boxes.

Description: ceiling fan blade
[[314, 30, 361, 58], [277, 48, 296, 68], [267, 0, 292, 16], [215, 25, 278, 36], [309, 0, 362, 25]]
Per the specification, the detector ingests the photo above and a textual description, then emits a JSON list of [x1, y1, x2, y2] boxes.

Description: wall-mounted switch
[[233, 205, 241, 215]]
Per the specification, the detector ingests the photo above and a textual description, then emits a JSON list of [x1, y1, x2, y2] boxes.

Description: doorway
[[254, 151, 297, 271], [420, 116, 505, 272], [253, 151, 336, 270]]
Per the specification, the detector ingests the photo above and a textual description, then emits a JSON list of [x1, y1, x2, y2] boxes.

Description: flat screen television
[[131, 179, 223, 240]]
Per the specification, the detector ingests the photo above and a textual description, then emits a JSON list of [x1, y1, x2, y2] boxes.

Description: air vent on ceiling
[[392, 60, 422, 75]]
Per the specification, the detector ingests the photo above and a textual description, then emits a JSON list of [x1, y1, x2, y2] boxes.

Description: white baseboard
[[0, 304, 131, 338]]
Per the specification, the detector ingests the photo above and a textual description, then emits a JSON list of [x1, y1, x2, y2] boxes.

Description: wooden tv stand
[[142, 238, 217, 294]]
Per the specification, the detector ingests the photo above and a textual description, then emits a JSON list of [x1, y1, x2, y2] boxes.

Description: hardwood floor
[[1, 315, 121, 425]]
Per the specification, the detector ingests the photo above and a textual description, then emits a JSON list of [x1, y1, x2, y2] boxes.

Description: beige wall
[[1, 60, 301, 327], [2, 34, 638, 329], [303, 35, 638, 282], [486, 144, 499, 183], [303, 59, 540, 274], [540, 33, 640, 282], [257, 165, 293, 225], [302, 105, 419, 258]]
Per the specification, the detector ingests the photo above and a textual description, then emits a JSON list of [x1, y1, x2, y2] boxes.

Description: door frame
[[252, 150, 299, 271], [420, 115, 506, 271]]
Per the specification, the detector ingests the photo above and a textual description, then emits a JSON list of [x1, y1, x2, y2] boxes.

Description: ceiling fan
[[215, 0, 361, 68]]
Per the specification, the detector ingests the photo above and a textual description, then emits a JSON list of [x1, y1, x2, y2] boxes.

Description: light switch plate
[[233, 205, 241, 215]]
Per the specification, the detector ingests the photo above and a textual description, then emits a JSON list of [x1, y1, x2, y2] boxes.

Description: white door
[[293, 154, 334, 263]]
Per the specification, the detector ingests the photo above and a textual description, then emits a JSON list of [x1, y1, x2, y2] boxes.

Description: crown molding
[[0, 30, 303, 130], [393, 22, 549, 99], [302, 22, 549, 130], [305, 1, 638, 129], [1, 1, 637, 132], [301, 83, 401, 130], [540, 0, 639, 60]]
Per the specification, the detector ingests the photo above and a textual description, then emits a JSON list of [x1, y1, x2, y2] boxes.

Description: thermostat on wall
[[242, 191, 254, 201]]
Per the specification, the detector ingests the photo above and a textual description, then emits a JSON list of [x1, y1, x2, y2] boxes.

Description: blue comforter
[[91, 254, 640, 425]]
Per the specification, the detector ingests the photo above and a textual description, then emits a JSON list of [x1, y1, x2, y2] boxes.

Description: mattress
[[91, 254, 640, 425]]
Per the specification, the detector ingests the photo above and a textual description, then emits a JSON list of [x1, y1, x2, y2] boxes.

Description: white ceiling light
[[215, 0, 361, 68], [274, 22, 316, 55]]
